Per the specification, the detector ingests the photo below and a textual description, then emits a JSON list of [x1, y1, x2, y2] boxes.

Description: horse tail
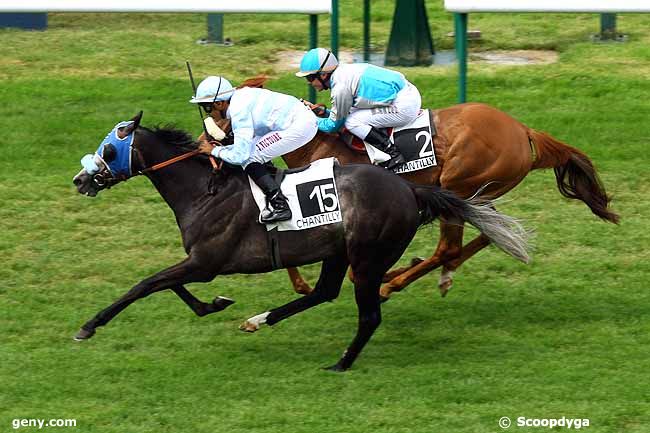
[[529, 129, 619, 224], [410, 185, 531, 263]]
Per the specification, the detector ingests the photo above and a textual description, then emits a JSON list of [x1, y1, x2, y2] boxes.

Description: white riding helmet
[[190, 76, 234, 103], [296, 48, 339, 77]]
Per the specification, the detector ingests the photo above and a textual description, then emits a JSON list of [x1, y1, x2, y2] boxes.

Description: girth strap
[[267, 228, 283, 270], [265, 168, 286, 270]]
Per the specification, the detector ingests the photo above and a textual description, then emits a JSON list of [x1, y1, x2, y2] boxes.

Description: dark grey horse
[[72, 112, 529, 371]]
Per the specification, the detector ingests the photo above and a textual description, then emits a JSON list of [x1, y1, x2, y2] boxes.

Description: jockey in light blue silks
[[296, 48, 422, 170], [192, 76, 318, 223]]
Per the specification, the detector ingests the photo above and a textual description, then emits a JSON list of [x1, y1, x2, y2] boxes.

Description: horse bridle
[[91, 144, 220, 191], [91, 169, 124, 189]]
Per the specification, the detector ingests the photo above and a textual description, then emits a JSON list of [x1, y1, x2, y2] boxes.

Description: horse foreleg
[[241, 257, 348, 332], [74, 257, 210, 340], [171, 286, 234, 317], [438, 233, 491, 297], [287, 267, 314, 295], [379, 221, 464, 301]]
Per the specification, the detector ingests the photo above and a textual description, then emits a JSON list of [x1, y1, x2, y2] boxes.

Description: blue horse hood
[[95, 121, 135, 177]]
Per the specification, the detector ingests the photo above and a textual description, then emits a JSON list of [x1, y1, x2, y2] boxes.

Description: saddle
[[338, 127, 393, 154], [337, 110, 438, 174]]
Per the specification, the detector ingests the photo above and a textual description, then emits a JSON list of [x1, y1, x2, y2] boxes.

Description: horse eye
[[103, 143, 118, 162]]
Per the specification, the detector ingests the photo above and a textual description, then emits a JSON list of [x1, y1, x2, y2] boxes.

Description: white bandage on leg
[[240, 311, 270, 332]]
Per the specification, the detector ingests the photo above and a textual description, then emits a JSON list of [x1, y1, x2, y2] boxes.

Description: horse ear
[[131, 111, 143, 129], [117, 111, 143, 138]]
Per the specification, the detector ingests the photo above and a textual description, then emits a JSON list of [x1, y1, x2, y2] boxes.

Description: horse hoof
[[323, 363, 347, 372], [410, 257, 425, 267], [73, 328, 95, 341], [379, 295, 390, 304], [438, 277, 453, 298], [295, 286, 313, 296], [212, 296, 235, 311], [239, 321, 258, 333]]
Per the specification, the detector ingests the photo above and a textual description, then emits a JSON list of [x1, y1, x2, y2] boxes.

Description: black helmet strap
[[316, 50, 333, 90]]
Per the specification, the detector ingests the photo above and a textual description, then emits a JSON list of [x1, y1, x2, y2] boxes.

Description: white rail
[[0, 0, 331, 14], [445, 0, 650, 13]]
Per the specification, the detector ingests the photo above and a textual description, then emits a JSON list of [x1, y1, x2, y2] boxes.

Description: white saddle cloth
[[248, 157, 343, 232]]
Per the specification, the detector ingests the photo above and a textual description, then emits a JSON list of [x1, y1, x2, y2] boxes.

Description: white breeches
[[344, 81, 422, 139], [245, 107, 318, 166]]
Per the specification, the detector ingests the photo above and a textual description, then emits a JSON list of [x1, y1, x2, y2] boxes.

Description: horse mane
[[144, 125, 242, 178], [148, 125, 197, 151]]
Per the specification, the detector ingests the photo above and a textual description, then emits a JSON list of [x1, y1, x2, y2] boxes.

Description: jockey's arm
[[316, 87, 351, 133], [210, 110, 255, 166], [301, 99, 329, 118], [317, 112, 345, 133]]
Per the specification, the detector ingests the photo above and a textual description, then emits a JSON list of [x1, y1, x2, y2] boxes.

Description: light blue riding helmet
[[296, 48, 339, 77], [190, 76, 234, 103]]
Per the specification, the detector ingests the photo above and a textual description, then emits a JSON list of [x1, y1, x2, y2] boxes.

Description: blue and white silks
[[211, 87, 307, 166], [318, 63, 406, 133], [81, 121, 134, 177]]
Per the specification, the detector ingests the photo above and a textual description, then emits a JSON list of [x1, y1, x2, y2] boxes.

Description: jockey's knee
[[244, 154, 267, 166]]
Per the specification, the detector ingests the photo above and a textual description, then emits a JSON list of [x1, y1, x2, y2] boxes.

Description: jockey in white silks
[[192, 76, 318, 223], [296, 48, 422, 170]]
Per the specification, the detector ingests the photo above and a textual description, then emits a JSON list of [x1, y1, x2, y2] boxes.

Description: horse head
[[73, 112, 218, 202], [73, 111, 144, 196]]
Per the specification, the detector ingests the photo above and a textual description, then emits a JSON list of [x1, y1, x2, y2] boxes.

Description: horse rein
[[92, 147, 222, 191], [135, 148, 222, 175], [138, 149, 200, 174]]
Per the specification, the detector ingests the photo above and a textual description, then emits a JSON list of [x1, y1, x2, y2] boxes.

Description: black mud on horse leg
[[74, 258, 210, 340]]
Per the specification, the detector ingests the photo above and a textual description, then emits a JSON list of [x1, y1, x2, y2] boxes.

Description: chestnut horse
[[278, 102, 619, 300]]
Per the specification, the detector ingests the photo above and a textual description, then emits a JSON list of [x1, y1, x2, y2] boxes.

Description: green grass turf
[[1, 2, 649, 432]]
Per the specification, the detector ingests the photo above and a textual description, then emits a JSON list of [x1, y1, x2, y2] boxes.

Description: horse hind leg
[[382, 257, 425, 282], [438, 233, 491, 297], [287, 267, 314, 296], [241, 255, 349, 332], [325, 272, 383, 372], [327, 233, 414, 371], [439, 200, 527, 296], [379, 220, 464, 301]]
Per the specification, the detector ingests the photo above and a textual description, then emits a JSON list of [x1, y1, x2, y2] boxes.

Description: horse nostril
[[73, 177, 82, 186]]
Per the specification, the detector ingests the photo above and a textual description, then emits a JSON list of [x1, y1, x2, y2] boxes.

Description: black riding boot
[[245, 163, 292, 223], [364, 127, 406, 170]]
